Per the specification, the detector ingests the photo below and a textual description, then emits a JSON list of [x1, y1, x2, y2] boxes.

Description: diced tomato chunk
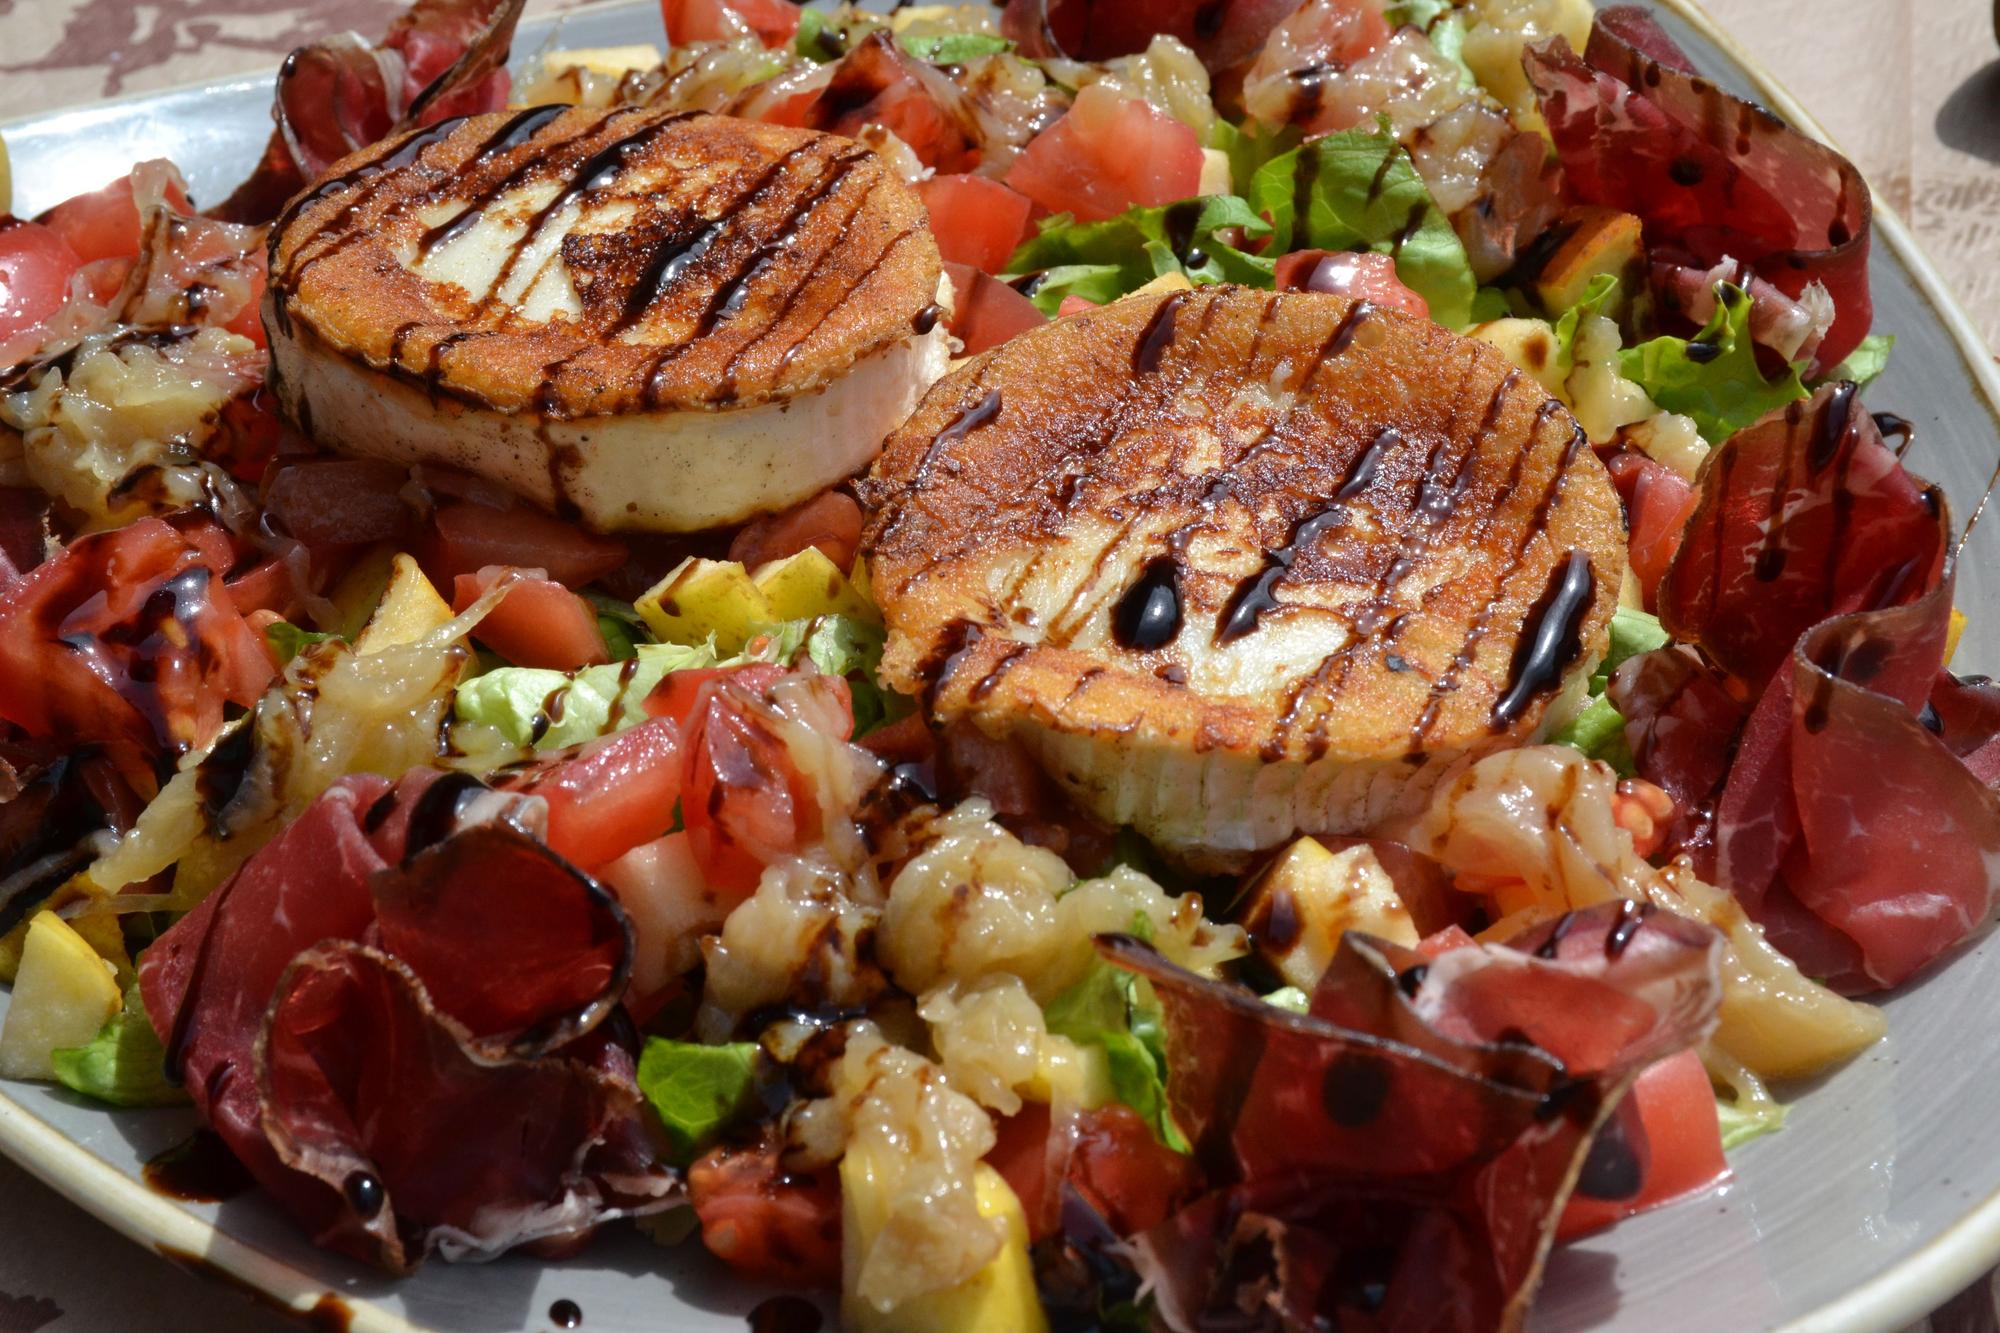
[[662, 0, 799, 47], [987, 1102, 1056, 1238], [419, 499, 629, 589], [1559, 1049, 1727, 1238], [0, 515, 273, 792], [944, 261, 1046, 357], [1606, 452, 1699, 610], [0, 219, 82, 351], [1005, 84, 1204, 223], [917, 174, 1034, 274], [1416, 924, 1479, 959], [39, 172, 189, 265], [452, 566, 610, 671], [727, 490, 864, 573], [1274, 249, 1429, 318], [504, 718, 685, 870], [1056, 295, 1099, 318], [689, 1140, 841, 1288]]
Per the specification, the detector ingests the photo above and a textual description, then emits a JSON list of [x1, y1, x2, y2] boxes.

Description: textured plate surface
[[3, 1, 1999, 1330]]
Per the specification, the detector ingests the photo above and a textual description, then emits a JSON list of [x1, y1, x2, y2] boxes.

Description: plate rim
[[0, 1, 1996, 1330]]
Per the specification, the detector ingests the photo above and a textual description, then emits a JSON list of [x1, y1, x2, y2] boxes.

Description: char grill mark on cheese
[[265, 107, 947, 534]]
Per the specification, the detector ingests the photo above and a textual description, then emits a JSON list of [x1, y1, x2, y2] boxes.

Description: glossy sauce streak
[[403, 771, 488, 859], [1216, 428, 1400, 644], [144, 1130, 253, 1202], [1604, 900, 1654, 958], [550, 1298, 584, 1329], [1111, 556, 1183, 650], [1131, 291, 1187, 375], [1873, 411, 1916, 458], [616, 218, 727, 331], [1491, 550, 1596, 728]]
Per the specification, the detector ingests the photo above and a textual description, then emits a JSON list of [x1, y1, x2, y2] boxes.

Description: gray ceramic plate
[[3, 1, 1998, 1330]]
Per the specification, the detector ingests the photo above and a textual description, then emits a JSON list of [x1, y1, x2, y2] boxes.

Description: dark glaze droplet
[[1110, 556, 1183, 651], [1873, 411, 1915, 458], [1573, 1110, 1646, 1200], [1808, 381, 1859, 473], [549, 1298, 584, 1329], [1605, 900, 1654, 958], [1533, 910, 1579, 959], [1491, 551, 1596, 728], [1291, 141, 1321, 241], [746, 1295, 823, 1333], [912, 302, 942, 335], [343, 1170, 385, 1219], [1161, 200, 1203, 262], [1321, 1051, 1391, 1126], [403, 772, 487, 860], [1261, 887, 1302, 951], [1395, 963, 1428, 996], [1683, 339, 1722, 365], [1008, 270, 1049, 297]]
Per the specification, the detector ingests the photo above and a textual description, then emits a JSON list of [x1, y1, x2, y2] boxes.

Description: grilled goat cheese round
[[265, 106, 949, 532], [861, 286, 1627, 865]]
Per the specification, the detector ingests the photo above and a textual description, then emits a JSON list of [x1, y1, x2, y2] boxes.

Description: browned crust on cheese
[[266, 105, 940, 416], [860, 286, 1628, 766]]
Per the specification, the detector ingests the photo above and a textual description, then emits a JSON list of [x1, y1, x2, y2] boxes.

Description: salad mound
[[0, 0, 1991, 1330]]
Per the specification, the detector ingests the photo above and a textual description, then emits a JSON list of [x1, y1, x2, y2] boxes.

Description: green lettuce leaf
[[1005, 195, 1276, 315], [1817, 333, 1894, 389], [1549, 695, 1634, 775], [454, 640, 725, 749], [263, 621, 337, 667], [1553, 272, 1623, 379], [1204, 117, 1300, 198], [1717, 1093, 1788, 1151], [1043, 915, 1186, 1152], [585, 591, 652, 663], [780, 614, 909, 737], [50, 983, 188, 1108], [899, 31, 1011, 62], [1600, 605, 1670, 687], [637, 1038, 763, 1165], [1247, 124, 1478, 328], [1620, 283, 1808, 444]]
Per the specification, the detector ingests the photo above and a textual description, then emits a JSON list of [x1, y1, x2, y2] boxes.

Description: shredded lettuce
[[1716, 1093, 1787, 1151], [1550, 695, 1634, 775], [1005, 194, 1275, 315], [50, 983, 187, 1108], [585, 591, 652, 663], [454, 613, 908, 749], [1620, 283, 1808, 444], [899, 31, 1011, 62], [1247, 124, 1479, 327], [636, 1038, 763, 1165], [1817, 333, 1894, 389], [1554, 272, 1624, 379], [1043, 916, 1187, 1152], [1600, 605, 1670, 687], [1203, 116, 1300, 197], [263, 621, 337, 667], [455, 640, 725, 749], [1006, 126, 1477, 327]]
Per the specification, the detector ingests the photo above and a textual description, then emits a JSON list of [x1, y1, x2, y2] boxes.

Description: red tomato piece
[[917, 174, 1034, 274], [419, 499, 629, 589], [1005, 84, 1204, 223], [1056, 294, 1099, 318], [1606, 452, 1699, 610], [662, 0, 799, 47], [1415, 924, 1479, 959], [944, 260, 1046, 357], [1274, 249, 1429, 318], [727, 489, 864, 573], [643, 662, 787, 731], [452, 567, 610, 671], [1559, 1049, 1727, 1238], [39, 172, 189, 265], [0, 515, 273, 792], [689, 1141, 841, 1288], [0, 219, 82, 350], [504, 718, 685, 870], [681, 684, 819, 896]]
